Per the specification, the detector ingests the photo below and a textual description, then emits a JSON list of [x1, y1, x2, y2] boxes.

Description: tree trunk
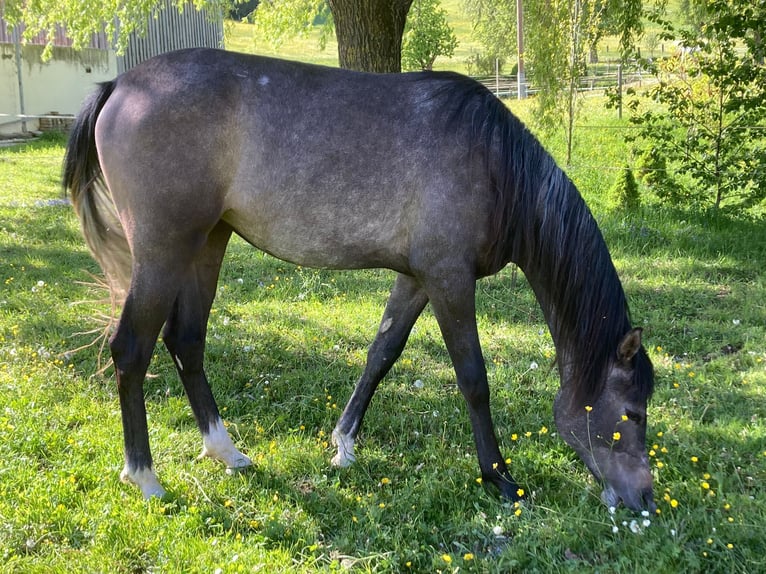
[[328, 0, 414, 73]]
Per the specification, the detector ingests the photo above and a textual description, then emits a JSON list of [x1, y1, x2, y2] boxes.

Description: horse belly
[[222, 198, 412, 272]]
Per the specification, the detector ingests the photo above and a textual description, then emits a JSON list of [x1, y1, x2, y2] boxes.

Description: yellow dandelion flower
[[511, 433, 518, 441], [723, 503, 731, 510], [514, 507, 522, 516], [656, 461, 665, 469], [464, 553, 475, 561], [539, 425, 548, 434], [727, 543, 733, 550], [670, 499, 678, 508], [728, 517, 734, 523], [703, 473, 711, 480], [442, 554, 452, 564], [656, 432, 664, 437], [621, 414, 628, 422], [691, 456, 698, 463], [702, 481, 710, 490], [585, 405, 593, 412], [649, 449, 656, 457], [706, 538, 713, 545], [406, 561, 412, 568], [492, 462, 499, 470], [517, 488, 525, 498], [524, 431, 532, 438], [612, 432, 621, 441], [378, 503, 386, 509], [380, 477, 391, 485], [505, 458, 511, 464], [476, 477, 483, 485], [663, 493, 671, 502]]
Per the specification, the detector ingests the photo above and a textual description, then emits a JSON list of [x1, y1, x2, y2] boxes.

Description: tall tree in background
[[254, 0, 414, 72], [330, 0, 413, 72], [464, 0, 642, 165]]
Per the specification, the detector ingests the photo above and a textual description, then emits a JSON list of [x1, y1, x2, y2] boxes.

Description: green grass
[[2, 105, 765, 572]]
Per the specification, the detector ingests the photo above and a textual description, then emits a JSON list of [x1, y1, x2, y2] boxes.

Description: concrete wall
[[0, 44, 116, 135]]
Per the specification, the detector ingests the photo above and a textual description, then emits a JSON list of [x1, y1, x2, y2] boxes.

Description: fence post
[[617, 63, 623, 120], [495, 58, 500, 97]]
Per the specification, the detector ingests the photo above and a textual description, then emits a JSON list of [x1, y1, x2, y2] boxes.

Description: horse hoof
[[121, 465, 167, 499], [331, 429, 356, 468]]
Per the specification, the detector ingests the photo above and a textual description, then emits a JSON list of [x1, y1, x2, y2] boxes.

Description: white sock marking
[[121, 465, 166, 499], [331, 428, 356, 467], [200, 418, 252, 471]]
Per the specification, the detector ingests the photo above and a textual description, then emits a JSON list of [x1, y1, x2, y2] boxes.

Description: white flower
[[732, 319, 741, 326], [642, 519, 651, 528], [612, 525, 619, 533], [492, 525, 504, 537], [529, 361, 539, 370], [629, 520, 640, 534], [609, 506, 616, 515], [413, 379, 424, 389]]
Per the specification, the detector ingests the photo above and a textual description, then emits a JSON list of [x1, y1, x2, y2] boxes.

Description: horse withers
[[64, 48, 655, 511]]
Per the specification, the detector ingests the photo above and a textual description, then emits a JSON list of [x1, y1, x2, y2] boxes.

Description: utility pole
[[516, 0, 527, 99], [13, 27, 27, 132]]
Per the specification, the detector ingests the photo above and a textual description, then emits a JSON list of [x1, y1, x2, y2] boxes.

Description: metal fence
[[117, 3, 224, 73]]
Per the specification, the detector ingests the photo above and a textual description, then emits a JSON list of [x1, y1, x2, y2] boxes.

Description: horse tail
[[64, 81, 131, 304]]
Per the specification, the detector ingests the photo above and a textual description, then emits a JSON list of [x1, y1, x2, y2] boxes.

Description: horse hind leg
[[161, 223, 251, 472], [112, 257, 192, 498], [332, 273, 428, 467]]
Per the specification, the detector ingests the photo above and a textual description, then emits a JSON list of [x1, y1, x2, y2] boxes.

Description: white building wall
[[1, 44, 117, 135]]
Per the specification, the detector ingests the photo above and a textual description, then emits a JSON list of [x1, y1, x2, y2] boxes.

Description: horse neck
[[508, 163, 631, 405]]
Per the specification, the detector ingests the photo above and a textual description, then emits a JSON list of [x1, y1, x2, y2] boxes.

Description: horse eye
[[625, 410, 643, 424]]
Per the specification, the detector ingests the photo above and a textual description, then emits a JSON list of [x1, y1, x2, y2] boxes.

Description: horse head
[[553, 328, 656, 512]]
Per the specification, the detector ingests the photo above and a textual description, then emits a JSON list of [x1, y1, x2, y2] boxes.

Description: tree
[[1, 0, 224, 58], [253, 0, 414, 72], [401, 0, 458, 71], [464, 0, 643, 165], [627, 0, 766, 212]]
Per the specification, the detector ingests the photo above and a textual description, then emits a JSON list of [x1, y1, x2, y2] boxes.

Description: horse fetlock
[[200, 419, 252, 470], [120, 465, 166, 499], [331, 429, 356, 467]]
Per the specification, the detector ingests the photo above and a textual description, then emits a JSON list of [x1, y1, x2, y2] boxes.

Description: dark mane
[[426, 73, 654, 407]]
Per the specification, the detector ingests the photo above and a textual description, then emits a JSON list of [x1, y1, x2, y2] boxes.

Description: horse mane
[[421, 73, 654, 407]]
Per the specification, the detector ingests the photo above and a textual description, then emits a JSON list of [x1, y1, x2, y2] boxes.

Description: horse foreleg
[[427, 276, 522, 501], [162, 224, 251, 472], [332, 273, 428, 467]]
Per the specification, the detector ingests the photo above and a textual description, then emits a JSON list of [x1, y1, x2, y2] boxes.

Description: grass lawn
[[2, 89, 765, 572]]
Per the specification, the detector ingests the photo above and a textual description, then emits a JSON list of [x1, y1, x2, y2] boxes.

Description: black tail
[[64, 81, 132, 300]]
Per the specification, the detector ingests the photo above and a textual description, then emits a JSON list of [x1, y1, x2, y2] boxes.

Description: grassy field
[[1, 87, 765, 572]]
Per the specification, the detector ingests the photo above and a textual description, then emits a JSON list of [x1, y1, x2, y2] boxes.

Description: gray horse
[[64, 48, 655, 511]]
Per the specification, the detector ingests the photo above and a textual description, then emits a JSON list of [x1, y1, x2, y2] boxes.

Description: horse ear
[[617, 328, 643, 363]]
